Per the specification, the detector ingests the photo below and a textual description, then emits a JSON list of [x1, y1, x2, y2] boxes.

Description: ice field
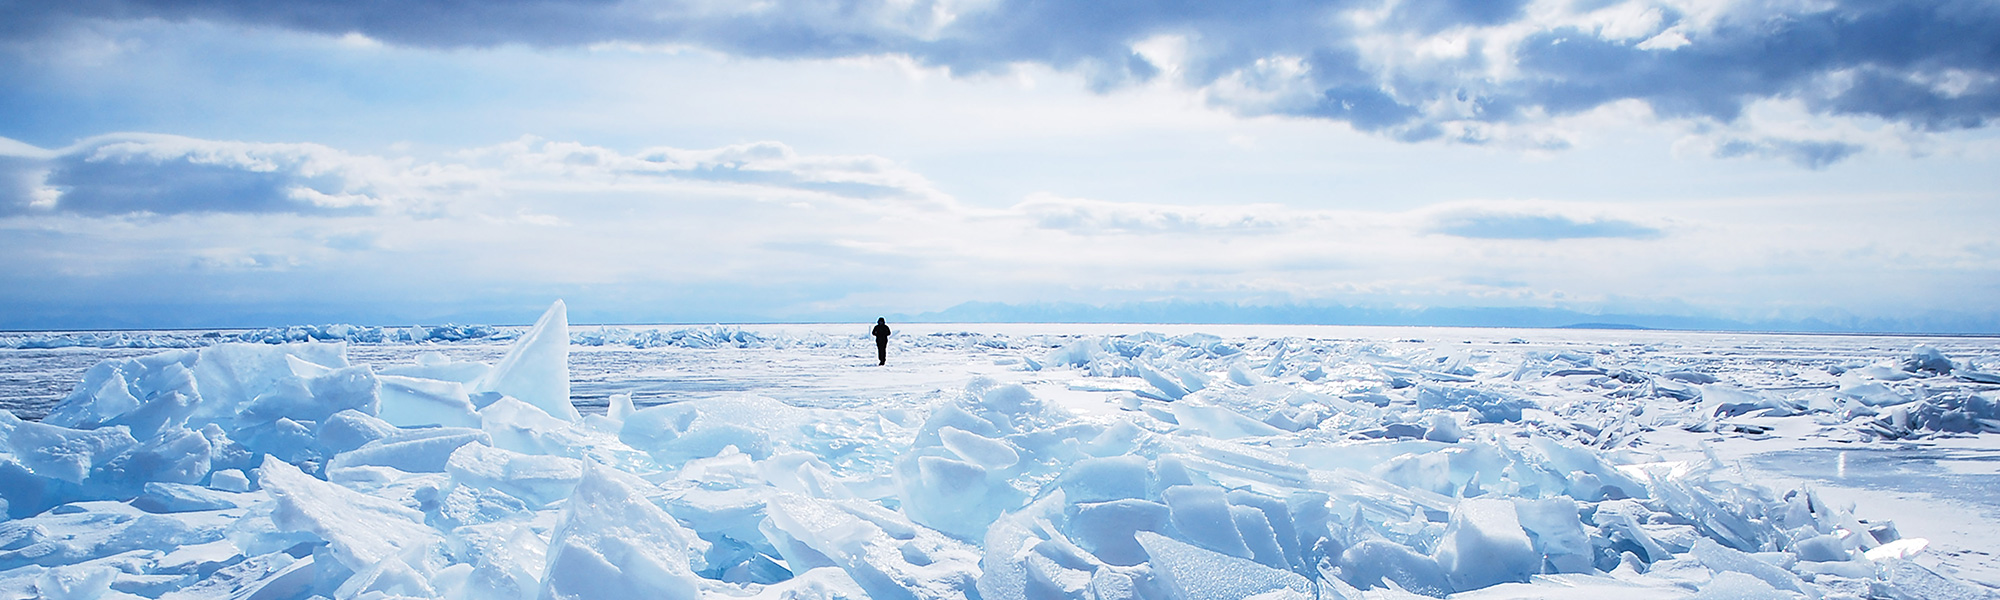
[[3, 301, 1999, 599]]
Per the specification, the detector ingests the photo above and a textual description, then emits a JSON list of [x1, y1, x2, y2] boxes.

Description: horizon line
[[6, 320, 2000, 339]]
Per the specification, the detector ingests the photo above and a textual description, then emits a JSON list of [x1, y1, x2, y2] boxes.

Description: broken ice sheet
[[2, 308, 1996, 599]]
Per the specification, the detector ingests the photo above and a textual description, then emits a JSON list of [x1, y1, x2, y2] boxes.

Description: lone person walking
[[872, 317, 892, 366]]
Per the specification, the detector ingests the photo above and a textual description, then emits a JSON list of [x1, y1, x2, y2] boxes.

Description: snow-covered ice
[[3, 304, 1999, 599]]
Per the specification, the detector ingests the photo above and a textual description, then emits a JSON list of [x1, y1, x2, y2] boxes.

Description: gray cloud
[[1710, 137, 1864, 170], [1428, 211, 1663, 240], [1507, 4, 2000, 127], [46, 151, 324, 215], [0, 135, 399, 217], [8, 0, 1999, 164]]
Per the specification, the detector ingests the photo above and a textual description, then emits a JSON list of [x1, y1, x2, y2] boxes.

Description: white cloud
[[1010, 193, 1290, 234], [1, 127, 1995, 327]]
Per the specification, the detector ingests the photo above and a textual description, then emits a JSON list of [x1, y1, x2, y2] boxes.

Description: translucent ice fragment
[[256, 455, 439, 572], [541, 461, 707, 600], [1134, 363, 1190, 401], [190, 342, 348, 423], [896, 454, 1019, 540], [621, 397, 838, 464], [1423, 413, 1465, 443], [326, 427, 490, 473], [1692, 571, 1795, 600], [233, 417, 319, 466], [376, 374, 479, 428], [53, 372, 139, 428], [1511, 497, 1593, 573], [1903, 345, 1954, 374], [1530, 438, 1649, 500], [4, 413, 137, 484], [607, 393, 635, 422], [1690, 538, 1810, 597], [333, 555, 435, 599], [1059, 456, 1150, 504], [316, 409, 398, 455], [1233, 504, 1289, 570], [446, 442, 581, 509], [1135, 531, 1312, 600], [1068, 499, 1170, 566], [1227, 490, 1300, 569], [1338, 539, 1452, 598], [1170, 404, 1287, 439], [938, 427, 1019, 470], [1839, 379, 1912, 407], [1228, 364, 1262, 386], [42, 350, 200, 430], [131, 482, 252, 513], [482, 397, 594, 458], [1792, 534, 1851, 562], [1047, 339, 1105, 368], [99, 425, 212, 489], [301, 364, 381, 422], [1416, 385, 1533, 423], [159, 550, 316, 600], [1595, 499, 1671, 562], [445, 521, 546, 600], [1083, 421, 1146, 458], [764, 493, 982, 599], [209, 469, 251, 493], [1, 501, 224, 571], [1163, 485, 1251, 559], [34, 564, 116, 600], [475, 300, 578, 422], [1433, 498, 1537, 591]]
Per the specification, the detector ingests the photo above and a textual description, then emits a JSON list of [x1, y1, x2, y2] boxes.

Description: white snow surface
[[3, 305, 1999, 600]]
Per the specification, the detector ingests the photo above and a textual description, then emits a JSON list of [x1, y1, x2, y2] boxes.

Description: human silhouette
[[872, 317, 892, 365]]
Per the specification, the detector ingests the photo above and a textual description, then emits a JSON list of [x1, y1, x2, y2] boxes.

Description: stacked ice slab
[[1, 303, 1993, 600]]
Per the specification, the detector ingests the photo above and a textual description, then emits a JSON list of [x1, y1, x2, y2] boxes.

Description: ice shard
[[476, 300, 578, 422]]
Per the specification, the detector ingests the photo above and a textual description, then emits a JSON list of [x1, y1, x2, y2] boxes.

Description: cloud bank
[[10, 0, 1999, 165], [1, 132, 1993, 330], [0, 134, 949, 218]]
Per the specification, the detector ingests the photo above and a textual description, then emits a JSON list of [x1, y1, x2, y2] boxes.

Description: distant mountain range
[[892, 301, 2000, 335]]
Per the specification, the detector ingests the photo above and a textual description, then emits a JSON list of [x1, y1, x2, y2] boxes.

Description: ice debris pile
[[1040, 332, 2000, 444], [2, 304, 1996, 600]]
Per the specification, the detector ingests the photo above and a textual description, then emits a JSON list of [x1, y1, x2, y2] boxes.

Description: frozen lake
[[12, 322, 1996, 416], [4, 320, 1999, 598]]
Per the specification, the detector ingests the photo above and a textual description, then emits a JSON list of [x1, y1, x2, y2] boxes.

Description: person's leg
[[877, 340, 887, 365]]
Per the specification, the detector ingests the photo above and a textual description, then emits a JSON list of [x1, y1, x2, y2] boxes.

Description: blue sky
[[2, 0, 1998, 331]]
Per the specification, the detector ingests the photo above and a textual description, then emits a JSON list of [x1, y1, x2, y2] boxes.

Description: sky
[[2, 0, 1998, 331]]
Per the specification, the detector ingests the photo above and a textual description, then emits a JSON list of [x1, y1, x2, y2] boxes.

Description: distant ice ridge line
[[0, 323, 805, 350], [0, 323, 510, 349]]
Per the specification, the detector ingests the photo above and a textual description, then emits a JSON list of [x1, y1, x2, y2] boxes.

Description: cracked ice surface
[[3, 307, 2000, 599]]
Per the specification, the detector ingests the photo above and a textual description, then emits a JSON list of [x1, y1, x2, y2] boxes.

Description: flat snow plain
[[3, 306, 1998, 599]]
